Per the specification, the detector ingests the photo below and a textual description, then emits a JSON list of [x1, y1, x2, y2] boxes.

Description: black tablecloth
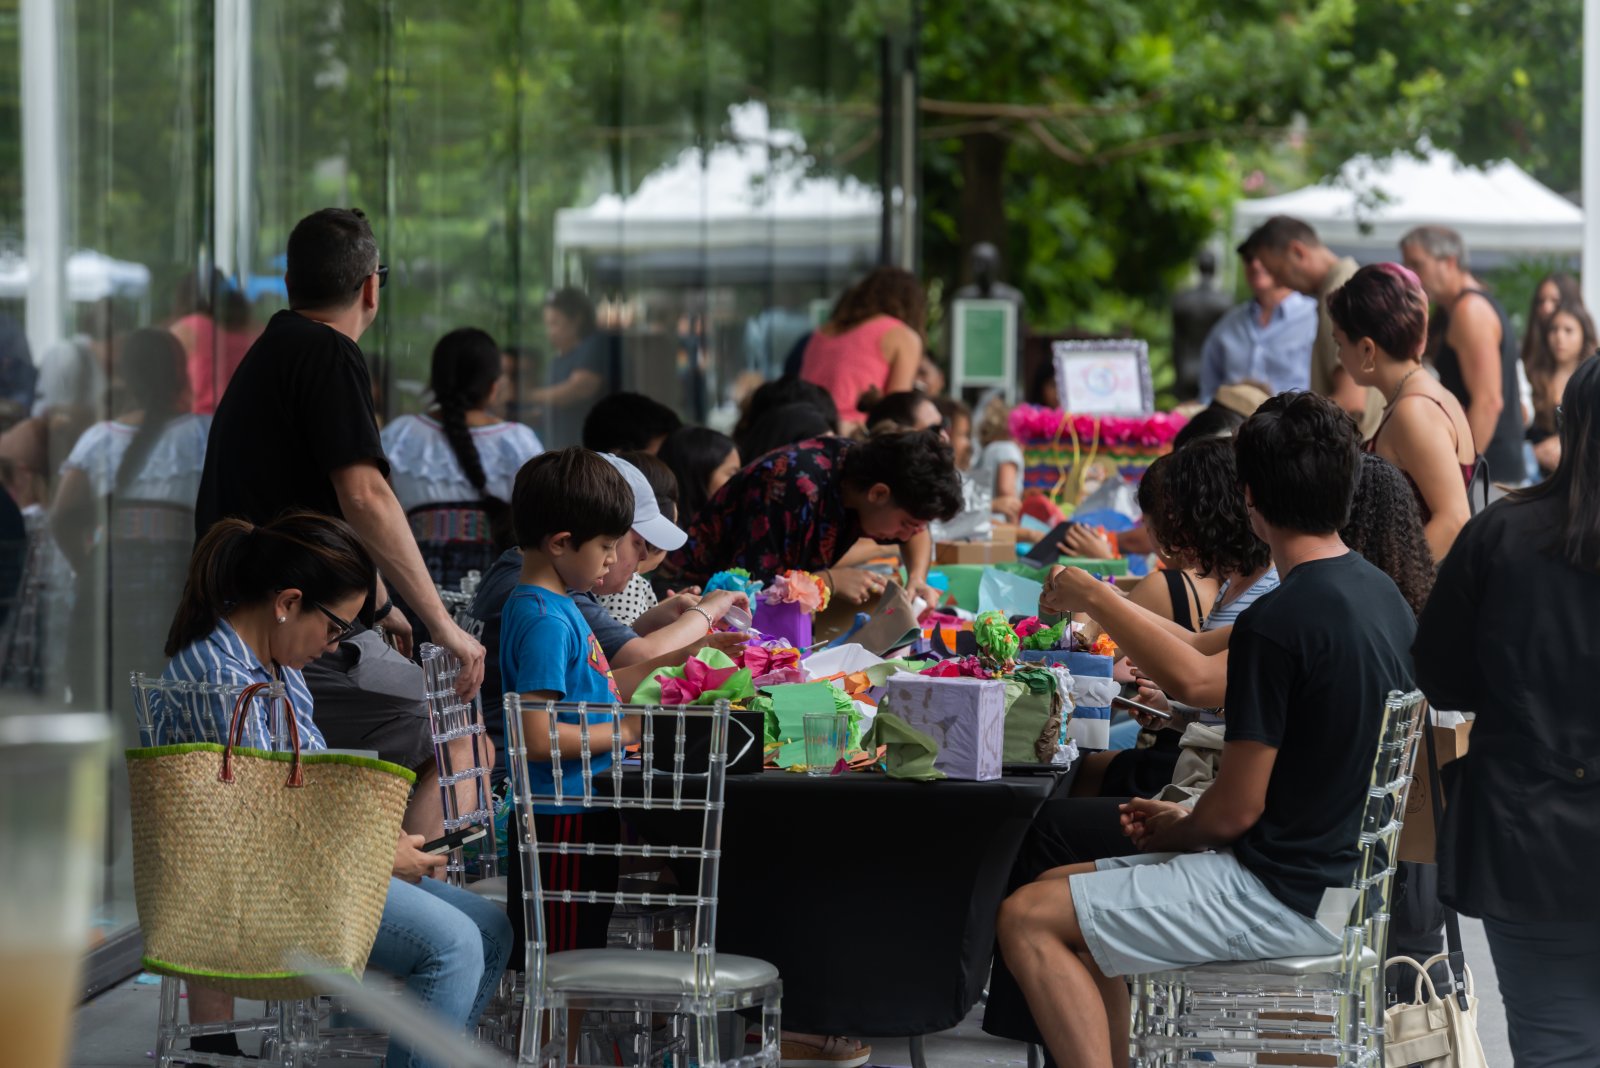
[[707, 767, 1073, 1035]]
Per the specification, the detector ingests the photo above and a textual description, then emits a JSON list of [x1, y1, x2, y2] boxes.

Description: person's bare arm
[[1448, 296, 1507, 454], [611, 591, 746, 668], [330, 459, 484, 696], [880, 324, 923, 395], [1126, 571, 1176, 623], [1388, 403, 1471, 560], [48, 467, 95, 572], [518, 690, 638, 759], [1042, 566, 1231, 706], [528, 368, 603, 409]]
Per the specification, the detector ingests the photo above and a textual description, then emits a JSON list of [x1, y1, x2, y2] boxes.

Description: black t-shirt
[[1224, 551, 1416, 917], [194, 311, 388, 535]]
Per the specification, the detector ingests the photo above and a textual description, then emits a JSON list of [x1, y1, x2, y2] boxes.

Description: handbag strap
[[220, 680, 305, 788], [1423, 717, 1469, 1011]]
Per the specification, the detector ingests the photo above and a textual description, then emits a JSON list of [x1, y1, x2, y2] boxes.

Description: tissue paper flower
[[1008, 405, 1189, 447], [1019, 618, 1070, 652], [761, 569, 831, 613], [657, 656, 744, 706], [706, 567, 765, 599], [974, 610, 1020, 667], [737, 642, 806, 685], [920, 656, 999, 680]]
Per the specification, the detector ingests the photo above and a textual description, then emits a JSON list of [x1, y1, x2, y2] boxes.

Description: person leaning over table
[[662, 428, 965, 609], [156, 511, 511, 1068], [992, 391, 1415, 1068], [1412, 356, 1600, 1068]]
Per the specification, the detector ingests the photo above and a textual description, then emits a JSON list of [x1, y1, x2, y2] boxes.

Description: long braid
[[430, 328, 514, 548], [116, 329, 187, 496]]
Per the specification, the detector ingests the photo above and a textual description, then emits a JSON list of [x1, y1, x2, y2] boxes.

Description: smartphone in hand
[[421, 826, 487, 855]]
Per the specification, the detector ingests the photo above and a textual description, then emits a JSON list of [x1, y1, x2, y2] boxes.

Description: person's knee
[[998, 881, 1054, 949]]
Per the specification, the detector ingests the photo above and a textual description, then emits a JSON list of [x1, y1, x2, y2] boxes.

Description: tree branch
[[919, 91, 1167, 121], [1025, 119, 1088, 165], [921, 119, 1009, 140]]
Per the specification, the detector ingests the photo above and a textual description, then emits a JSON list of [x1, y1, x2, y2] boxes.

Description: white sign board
[[1052, 339, 1153, 415]]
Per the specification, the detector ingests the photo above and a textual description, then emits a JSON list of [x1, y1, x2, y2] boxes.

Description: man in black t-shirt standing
[[194, 208, 484, 697], [997, 392, 1415, 1068]]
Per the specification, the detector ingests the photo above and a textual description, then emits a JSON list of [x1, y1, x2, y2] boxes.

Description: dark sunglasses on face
[[354, 265, 389, 292]]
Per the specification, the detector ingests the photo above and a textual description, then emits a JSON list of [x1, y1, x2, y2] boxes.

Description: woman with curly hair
[[799, 266, 927, 433], [1340, 452, 1434, 617]]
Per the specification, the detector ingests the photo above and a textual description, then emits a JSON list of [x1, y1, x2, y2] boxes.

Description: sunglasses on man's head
[[353, 265, 389, 292]]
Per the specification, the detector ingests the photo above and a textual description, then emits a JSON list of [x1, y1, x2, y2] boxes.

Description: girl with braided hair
[[382, 327, 543, 587]]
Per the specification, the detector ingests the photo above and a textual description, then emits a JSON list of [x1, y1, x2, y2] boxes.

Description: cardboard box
[[935, 540, 1020, 565], [881, 674, 1007, 780], [1397, 721, 1472, 864]]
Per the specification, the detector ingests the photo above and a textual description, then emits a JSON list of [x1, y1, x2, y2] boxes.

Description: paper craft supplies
[[878, 674, 1007, 781]]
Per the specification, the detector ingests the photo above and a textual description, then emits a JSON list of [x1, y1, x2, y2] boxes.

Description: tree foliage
[[918, 0, 1582, 355]]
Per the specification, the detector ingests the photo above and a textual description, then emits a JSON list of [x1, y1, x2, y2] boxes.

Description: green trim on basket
[[124, 742, 417, 784], [142, 955, 359, 983]]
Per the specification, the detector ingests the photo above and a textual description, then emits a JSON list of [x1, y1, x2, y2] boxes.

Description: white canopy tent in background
[[553, 101, 883, 284], [1232, 148, 1584, 266], [0, 249, 152, 304]]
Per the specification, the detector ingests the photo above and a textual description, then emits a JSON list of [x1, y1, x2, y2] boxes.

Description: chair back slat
[[129, 673, 288, 750], [504, 693, 732, 993], [417, 644, 499, 884]]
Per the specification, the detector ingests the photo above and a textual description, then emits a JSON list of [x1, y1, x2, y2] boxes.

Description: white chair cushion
[[1178, 946, 1379, 978], [545, 949, 779, 995], [466, 876, 508, 904]]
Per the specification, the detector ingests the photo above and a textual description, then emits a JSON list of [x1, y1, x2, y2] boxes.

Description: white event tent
[[553, 101, 883, 284], [1232, 149, 1583, 264]]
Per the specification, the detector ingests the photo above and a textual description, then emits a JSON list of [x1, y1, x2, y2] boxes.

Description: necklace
[[1386, 366, 1423, 409]]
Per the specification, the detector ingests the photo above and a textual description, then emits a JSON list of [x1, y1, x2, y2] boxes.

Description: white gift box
[[881, 674, 1007, 781]]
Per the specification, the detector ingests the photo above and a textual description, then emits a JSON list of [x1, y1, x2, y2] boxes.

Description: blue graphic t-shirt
[[500, 584, 624, 811]]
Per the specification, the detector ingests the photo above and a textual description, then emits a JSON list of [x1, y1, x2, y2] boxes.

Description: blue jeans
[[1482, 916, 1600, 1068], [366, 876, 514, 1068]]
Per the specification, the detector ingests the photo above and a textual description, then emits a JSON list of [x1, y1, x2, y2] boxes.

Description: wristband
[[820, 569, 835, 593], [373, 597, 394, 623], [688, 606, 715, 632]]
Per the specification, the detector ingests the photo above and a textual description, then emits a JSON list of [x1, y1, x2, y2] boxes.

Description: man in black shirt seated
[[997, 392, 1416, 1068]]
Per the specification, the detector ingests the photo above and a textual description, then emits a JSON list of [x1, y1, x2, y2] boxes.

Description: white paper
[[801, 643, 886, 679]]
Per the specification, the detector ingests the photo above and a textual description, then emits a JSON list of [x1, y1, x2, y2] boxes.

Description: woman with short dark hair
[[1329, 262, 1475, 559]]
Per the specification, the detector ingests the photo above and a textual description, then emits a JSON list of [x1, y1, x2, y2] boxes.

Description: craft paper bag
[[753, 599, 813, 650], [1397, 720, 1472, 864], [879, 674, 1006, 781], [1020, 650, 1112, 749], [978, 567, 1044, 619]]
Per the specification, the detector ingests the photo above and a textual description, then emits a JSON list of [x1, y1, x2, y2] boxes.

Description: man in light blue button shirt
[[1198, 254, 1318, 402]]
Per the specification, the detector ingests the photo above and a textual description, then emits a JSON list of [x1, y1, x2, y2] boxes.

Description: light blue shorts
[[1068, 850, 1342, 978]]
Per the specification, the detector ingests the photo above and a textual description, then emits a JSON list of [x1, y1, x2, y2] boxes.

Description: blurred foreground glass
[[0, 714, 113, 1068], [803, 712, 849, 777]]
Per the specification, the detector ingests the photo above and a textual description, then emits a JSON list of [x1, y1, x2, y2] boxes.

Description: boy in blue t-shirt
[[500, 446, 636, 953]]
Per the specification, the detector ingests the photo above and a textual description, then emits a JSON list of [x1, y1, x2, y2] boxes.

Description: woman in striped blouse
[[160, 512, 510, 1068]]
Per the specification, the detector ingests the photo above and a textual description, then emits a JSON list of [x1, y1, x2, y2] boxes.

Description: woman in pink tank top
[[800, 267, 927, 431]]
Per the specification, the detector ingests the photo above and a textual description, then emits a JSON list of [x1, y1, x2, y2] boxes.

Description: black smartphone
[[1112, 694, 1173, 721], [421, 826, 487, 855], [1023, 521, 1076, 566]]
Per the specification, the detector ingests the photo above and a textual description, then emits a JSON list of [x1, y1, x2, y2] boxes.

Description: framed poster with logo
[[1052, 339, 1153, 414]]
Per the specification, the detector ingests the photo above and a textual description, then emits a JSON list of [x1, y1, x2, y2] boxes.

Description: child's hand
[[1058, 524, 1114, 560], [699, 590, 749, 620], [619, 714, 643, 747], [658, 592, 703, 617]]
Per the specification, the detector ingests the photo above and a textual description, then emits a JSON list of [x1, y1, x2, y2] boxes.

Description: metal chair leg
[[909, 1033, 929, 1068], [1026, 1043, 1043, 1068]]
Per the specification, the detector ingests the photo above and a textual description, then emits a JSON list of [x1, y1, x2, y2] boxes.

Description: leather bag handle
[[219, 680, 304, 787]]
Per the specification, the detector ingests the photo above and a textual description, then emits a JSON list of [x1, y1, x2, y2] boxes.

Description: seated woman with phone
[[159, 511, 511, 1068]]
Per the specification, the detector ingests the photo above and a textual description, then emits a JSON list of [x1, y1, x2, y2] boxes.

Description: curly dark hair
[[1340, 453, 1434, 617], [1138, 437, 1271, 579], [829, 266, 927, 335]]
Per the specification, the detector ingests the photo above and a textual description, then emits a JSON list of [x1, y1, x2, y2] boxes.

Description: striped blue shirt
[[158, 618, 325, 751], [1194, 568, 1280, 726]]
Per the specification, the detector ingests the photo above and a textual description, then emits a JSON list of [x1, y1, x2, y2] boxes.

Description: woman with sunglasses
[[159, 510, 511, 1068]]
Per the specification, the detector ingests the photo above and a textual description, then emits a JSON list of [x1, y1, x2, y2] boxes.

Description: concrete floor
[[71, 918, 1512, 1066]]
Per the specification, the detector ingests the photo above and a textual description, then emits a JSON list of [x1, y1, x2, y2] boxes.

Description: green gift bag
[[1001, 665, 1069, 764]]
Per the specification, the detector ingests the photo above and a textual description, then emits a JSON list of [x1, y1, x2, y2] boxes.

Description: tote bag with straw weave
[[127, 681, 415, 1000]]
